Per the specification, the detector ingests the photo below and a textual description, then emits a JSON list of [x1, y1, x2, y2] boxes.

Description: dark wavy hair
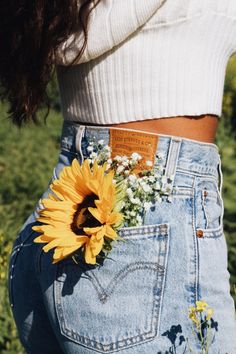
[[0, 0, 101, 127]]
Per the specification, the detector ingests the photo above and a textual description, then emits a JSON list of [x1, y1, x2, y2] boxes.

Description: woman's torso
[[55, 0, 233, 144]]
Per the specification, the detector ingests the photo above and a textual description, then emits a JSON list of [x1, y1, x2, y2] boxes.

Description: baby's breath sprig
[[86, 138, 112, 166], [86, 140, 174, 227]]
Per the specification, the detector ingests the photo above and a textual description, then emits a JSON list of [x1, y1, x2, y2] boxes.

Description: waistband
[[59, 121, 222, 195]]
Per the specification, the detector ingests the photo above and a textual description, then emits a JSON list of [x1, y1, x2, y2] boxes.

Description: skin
[[83, 114, 219, 143], [108, 114, 219, 143]]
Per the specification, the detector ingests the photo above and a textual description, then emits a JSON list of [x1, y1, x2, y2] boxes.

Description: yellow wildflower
[[206, 308, 213, 321], [195, 300, 208, 312], [188, 300, 213, 327]]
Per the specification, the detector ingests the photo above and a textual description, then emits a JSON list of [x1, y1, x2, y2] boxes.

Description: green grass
[[0, 103, 62, 353]]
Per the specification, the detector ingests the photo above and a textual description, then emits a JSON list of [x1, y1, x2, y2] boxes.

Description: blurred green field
[[1, 56, 236, 352]]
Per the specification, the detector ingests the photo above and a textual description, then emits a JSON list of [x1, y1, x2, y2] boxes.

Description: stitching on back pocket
[[54, 223, 170, 353]]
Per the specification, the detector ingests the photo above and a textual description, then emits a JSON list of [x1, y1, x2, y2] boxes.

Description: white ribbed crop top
[[54, 0, 236, 124]]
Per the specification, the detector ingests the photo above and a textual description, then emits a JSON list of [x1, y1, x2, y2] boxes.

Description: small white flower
[[105, 163, 111, 171], [141, 183, 152, 193], [104, 145, 111, 152], [154, 181, 161, 190], [87, 145, 94, 152], [146, 160, 153, 167], [121, 155, 128, 162], [148, 176, 155, 183], [144, 201, 152, 210], [114, 155, 122, 162], [124, 170, 130, 175], [136, 215, 143, 225], [121, 156, 129, 167], [126, 188, 133, 197], [131, 152, 142, 161], [105, 150, 111, 157], [89, 141, 94, 146], [155, 194, 162, 203], [157, 152, 164, 160], [98, 139, 104, 145], [107, 158, 112, 164], [128, 175, 137, 183], [130, 211, 136, 217], [90, 152, 98, 159], [117, 165, 125, 174], [130, 197, 141, 205]]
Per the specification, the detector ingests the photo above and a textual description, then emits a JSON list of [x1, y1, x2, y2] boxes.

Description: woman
[[1, 0, 236, 353]]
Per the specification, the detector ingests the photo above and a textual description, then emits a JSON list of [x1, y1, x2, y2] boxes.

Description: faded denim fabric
[[8, 121, 236, 354]]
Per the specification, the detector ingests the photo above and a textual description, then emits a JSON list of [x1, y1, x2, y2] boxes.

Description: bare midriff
[[105, 114, 219, 144]]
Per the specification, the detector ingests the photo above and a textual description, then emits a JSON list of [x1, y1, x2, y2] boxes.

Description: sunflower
[[32, 158, 125, 265]]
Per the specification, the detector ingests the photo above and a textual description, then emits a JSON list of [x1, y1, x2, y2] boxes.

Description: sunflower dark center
[[71, 194, 102, 235]]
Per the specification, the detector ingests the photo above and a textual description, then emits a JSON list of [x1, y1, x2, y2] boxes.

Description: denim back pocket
[[54, 223, 170, 353]]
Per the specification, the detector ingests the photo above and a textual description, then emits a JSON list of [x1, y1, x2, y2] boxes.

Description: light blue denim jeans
[[8, 121, 236, 354]]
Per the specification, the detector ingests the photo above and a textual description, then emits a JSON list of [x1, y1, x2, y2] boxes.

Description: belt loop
[[75, 125, 85, 163], [162, 137, 182, 202]]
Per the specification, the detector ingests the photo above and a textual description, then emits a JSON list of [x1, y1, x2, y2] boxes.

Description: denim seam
[[191, 176, 199, 304], [156, 223, 170, 339], [89, 261, 165, 303], [118, 223, 168, 237], [9, 229, 35, 308], [176, 167, 219, 180], [54, 230, 169, 352]]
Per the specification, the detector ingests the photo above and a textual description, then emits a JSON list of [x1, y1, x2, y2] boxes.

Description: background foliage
[[1, 55, 236, 352]]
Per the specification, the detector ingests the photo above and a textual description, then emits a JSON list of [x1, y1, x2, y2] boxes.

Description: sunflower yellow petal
[[90, 236, 104, 256], [104, 225, 119, 240], [108, 212, 123, 225], [85, 243, 96, 264], [83, 226, 103, 235], [88, 207, 104, 224], [33, 235, 47, 243], [51, 183, 83, 204], [41, 199, 76, 211]]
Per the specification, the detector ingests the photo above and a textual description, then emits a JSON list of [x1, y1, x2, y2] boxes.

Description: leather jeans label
[[109, 128, 159, 172]]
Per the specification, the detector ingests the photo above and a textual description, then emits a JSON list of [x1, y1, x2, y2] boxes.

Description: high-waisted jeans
[[8, 121, 236, 354]]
